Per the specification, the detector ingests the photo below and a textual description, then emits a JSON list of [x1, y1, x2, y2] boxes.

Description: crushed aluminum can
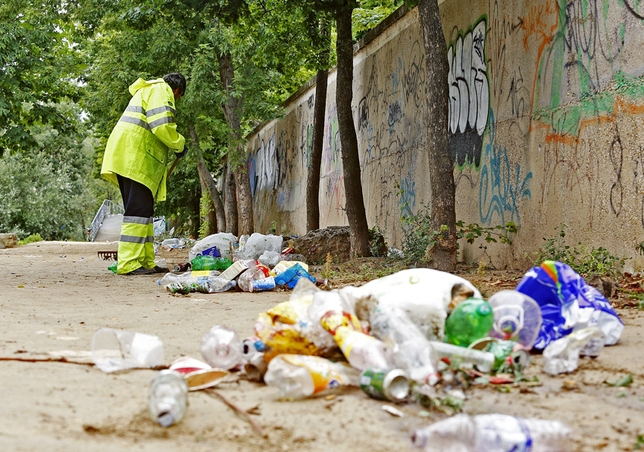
[[359, 368, 410, 402]]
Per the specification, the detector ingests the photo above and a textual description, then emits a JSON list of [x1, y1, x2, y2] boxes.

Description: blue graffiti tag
[[479, 113, 532, 225]]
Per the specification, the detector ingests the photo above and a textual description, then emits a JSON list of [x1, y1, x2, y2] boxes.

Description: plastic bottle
[[203, 277, 237, 293], [241, 337, 267, 381], [190, 255, 232, 271], [91, 328, 164, 373], [200, 325, 243, 369], [263, 354, 358, 399], [237, 261, 270, 292], [487, 290, 542, 349], [429, 341, 495, 373], [157, 270, 220, 287], [161, 238, 185, 249], [331, 326, 393, 371], [444, 298, 494, 347], [148, 370, 189, 428], [411, 413, 572, 451], [369, 308, 438, 383], [542, 326, 605, 375]]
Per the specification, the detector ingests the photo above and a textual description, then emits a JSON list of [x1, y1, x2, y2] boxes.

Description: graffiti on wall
[[479, 113, 533, 225], [354, 40, 427, 239], [448, 19, 490, 168], [532, 0, 644, 140]]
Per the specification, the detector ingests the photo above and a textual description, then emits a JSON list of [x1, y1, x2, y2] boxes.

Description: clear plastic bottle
[[263, 354, 358, 399], [487, 290, 542, 349], [200, 325, 243, 369], [429, 341, 495, 373], [203, 277, 237, 293], [411, 413, 572, 451], [149, 370, 189, 428], [157, 270, 220, 287], [444, 298, 494, 347], [369, 308, 437, 383], [332, 326, 393, 371], [237, 261, 270, 292]]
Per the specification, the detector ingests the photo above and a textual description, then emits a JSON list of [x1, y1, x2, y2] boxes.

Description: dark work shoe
[[124, 267, 157, 276], [153, 265, 170, 274]]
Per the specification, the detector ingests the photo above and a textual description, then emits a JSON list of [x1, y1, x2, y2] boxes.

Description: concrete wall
[[246, 1, 644, 272]]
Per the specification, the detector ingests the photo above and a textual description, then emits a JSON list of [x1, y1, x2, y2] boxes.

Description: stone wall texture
[[246, 1, 644, 272]]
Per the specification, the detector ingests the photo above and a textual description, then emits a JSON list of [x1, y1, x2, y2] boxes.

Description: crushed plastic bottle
[[444, 298, 494, 347], [542, 326, 606, 375], [157, 270, 220, 287], [263, 354, 358, 399], [149, 370, 189, 428], [200, 325, 243, 370], [411, 413, 572, 451], [190, 255, 232, 271], [369, 308, 437, 384], [237, 261, 271, 292], [487, 290, 542, 349], [330, 326, 393, 371], [241, 336, 267, 381]]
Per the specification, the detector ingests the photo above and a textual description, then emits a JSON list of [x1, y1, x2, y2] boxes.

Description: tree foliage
[[0, 0, 84, 156]]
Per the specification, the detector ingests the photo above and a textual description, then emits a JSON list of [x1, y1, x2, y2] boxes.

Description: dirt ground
[[1, 241, 643, 452]]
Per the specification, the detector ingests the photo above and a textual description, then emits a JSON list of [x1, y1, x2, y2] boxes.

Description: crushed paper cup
[[170, 356, 231, 391]]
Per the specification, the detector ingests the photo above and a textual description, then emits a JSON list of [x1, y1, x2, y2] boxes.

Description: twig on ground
[[204, 388, 267, 438]]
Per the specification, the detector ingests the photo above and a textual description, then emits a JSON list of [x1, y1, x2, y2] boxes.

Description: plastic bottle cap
[[157, 412, 175, 428], [476, 303, 491, 316]]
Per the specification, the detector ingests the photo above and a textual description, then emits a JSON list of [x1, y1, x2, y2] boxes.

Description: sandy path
[[0, 241, 642, 451]]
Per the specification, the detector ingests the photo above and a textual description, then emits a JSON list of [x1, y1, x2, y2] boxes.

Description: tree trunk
[[189, 126, 226, 233], [418, 0, 457, 271], [224, 161, 238, 236], [306, 68, 328, 232], [219, 51, 253, 236], [335, 4, 371, 257]]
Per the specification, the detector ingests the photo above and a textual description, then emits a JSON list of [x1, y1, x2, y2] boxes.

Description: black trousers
[[117, 175, 154, 217]]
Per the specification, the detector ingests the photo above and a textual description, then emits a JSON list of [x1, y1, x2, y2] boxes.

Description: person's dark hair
[[163, 73, 186, 97]]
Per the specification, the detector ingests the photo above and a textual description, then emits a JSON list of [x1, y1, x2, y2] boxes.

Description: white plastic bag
[[339, 268, 481, 341], [189, 233, 237, 260]]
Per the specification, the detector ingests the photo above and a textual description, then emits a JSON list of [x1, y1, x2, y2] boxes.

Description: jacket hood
[[129, 78, 164, 96]]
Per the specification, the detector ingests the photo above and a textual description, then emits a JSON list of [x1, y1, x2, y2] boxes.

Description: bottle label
[[332, 327, 378, 361], [280, 355, 340, 394], [320, 311, 363, 335]]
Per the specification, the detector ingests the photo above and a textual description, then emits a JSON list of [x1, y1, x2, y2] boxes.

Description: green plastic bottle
[[190, 255, 233, 271], [444, 298, 494, 347]]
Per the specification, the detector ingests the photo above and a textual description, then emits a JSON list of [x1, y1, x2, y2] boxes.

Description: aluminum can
[[359, 368, 410, 402], [174, 262, 191, 272]]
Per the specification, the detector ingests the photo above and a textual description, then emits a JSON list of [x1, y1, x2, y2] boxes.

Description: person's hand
[[176, 145, 188, 159]]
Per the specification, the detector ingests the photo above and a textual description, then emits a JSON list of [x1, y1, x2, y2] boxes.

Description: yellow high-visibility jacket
[[101, 78, 186, 201]]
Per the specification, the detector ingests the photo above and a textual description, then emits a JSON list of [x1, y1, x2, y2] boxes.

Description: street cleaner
[[101, 73, 188, 275]]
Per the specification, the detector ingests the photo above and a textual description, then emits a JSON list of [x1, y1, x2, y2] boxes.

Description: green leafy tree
[[0, 0, 84, 156], [0, 101, 100, 240]]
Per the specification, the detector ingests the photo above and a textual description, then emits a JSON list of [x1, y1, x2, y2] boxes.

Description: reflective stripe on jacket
[[101, 78, 186, 201]]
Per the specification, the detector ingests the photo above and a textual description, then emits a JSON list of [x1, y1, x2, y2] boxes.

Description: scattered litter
[[382, 405, 404, 417], [92, 328, 164, 373]]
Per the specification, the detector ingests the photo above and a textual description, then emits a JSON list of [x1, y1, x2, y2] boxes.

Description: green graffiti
[[533, 0, 644, 137]]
